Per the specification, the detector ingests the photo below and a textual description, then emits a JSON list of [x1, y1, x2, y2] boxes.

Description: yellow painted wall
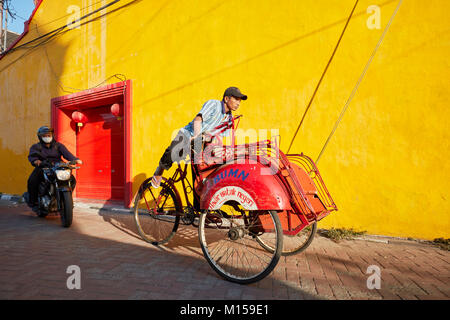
[[0, 0, 448, 240]]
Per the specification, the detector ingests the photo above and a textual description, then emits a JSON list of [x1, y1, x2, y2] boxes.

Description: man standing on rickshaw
[[151, 86, 248, 188]]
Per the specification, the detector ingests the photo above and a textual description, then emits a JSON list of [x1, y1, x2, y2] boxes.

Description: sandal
[[151, 176, 162, 189]]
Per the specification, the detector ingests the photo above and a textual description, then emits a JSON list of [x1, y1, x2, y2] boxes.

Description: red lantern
[[72, 111, 88, 131], [111, 103, 122, 120]]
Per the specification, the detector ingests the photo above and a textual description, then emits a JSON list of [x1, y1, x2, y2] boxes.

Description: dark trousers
[[158, 132, 191, 171], [156, 131, 203, 210], [157, 131, 203, 172], [27, 167, 43, 205]]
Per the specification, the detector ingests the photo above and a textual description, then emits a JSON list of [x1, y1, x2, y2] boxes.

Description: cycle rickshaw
[[133, 115, 337, 284]]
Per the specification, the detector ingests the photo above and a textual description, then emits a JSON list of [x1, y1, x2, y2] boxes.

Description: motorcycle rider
[[26, 126, 82, 212]]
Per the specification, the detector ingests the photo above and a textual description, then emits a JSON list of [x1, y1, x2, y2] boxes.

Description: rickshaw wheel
[[133, 179, 181, 246], [256, 221, 317, 256], [198, 203, 283, 284]]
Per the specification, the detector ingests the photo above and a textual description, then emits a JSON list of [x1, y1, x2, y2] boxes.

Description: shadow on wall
[[0, 19, 72, 196], [0, 0, 144, 199], [0, 138, 32, 196], [130, 172, 148, 202]]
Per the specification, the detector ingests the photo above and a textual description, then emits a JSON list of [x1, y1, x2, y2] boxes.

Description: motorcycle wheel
[[59, 191, 73, 228]]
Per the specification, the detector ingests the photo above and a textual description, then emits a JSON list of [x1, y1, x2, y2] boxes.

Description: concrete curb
[[0, 193, 24, 203], [0, 192, 132, 214]]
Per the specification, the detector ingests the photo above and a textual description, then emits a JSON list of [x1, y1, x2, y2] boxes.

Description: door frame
[[51, 80, 132, 208]]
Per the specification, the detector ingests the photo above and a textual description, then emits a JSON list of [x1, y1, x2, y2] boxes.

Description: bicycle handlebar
[[58, 160, 81, 170], [39, 160, 81, 170]]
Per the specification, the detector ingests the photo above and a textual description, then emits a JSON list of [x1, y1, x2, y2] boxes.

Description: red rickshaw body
[[198, 162, 293, 211], [193, 144, 337, 236], [189, 115, 337, 236]]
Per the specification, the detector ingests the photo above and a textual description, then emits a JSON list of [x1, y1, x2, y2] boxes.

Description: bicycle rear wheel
[[257, 221, 317, 256], [134, 179, 181, 245], [198, 203, 283, 284]]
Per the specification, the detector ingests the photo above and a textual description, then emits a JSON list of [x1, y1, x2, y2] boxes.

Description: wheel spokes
[[134, 183, 180, 245], [200, 204, 282, 283]]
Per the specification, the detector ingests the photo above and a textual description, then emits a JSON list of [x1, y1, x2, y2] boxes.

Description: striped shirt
[[181, 99, 232, 138]]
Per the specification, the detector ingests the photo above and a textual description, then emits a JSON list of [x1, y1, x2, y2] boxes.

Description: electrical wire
[[286, 0, 360, 154], [2, 0, 16, 19], [1, 0, 120, 56], [1, 0, 127, 94], [3, 0, 28, 21], [0, 0, 125, 95], [315, 0, 403, 164], [32, 0, 108, 29], [42, 31, 128, 94]]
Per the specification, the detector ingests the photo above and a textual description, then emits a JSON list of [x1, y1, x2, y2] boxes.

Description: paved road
[[0, 200, 448, 300]]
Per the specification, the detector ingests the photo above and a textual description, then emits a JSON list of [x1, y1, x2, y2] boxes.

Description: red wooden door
[[76, 105, 124, 200]]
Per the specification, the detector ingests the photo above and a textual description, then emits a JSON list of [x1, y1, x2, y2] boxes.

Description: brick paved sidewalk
[[0, 199, 448, 300]]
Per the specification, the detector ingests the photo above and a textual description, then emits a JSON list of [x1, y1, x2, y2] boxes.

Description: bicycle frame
[[165, 162, 198, 212]]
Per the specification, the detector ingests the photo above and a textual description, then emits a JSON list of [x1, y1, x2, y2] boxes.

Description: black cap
[[223, 87, 247, 100]]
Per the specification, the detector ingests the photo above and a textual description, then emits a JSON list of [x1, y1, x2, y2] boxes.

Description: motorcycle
[[24, 158, 80, 228]]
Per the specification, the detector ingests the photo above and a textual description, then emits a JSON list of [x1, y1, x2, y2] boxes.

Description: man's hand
[[203, 132, 213, 143], [76, 159, 83, 165], [34, 160, 42, 167]]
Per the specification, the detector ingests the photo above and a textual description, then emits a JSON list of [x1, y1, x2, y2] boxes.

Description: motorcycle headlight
[[55, 169, 71, 181]]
